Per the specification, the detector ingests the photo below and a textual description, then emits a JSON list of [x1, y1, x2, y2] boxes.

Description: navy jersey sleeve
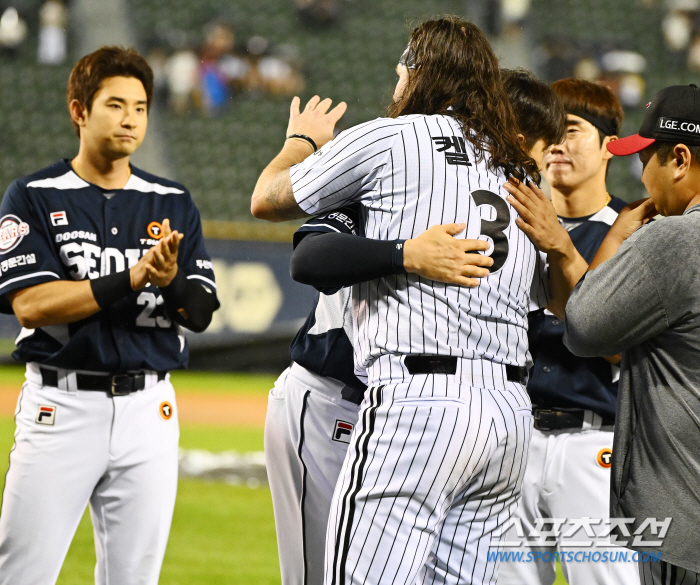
[[292, 205, 362, 249], [0, 180, 63, 311], [175, 193, 217, 295]]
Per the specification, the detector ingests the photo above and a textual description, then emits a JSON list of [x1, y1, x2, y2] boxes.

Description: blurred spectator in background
[[245, 35, 304, 97], [199, 21, 252, 113], [165, 47, 198, 113], [532, 35, 647, 109], [294, 0, 341, 27], [147, 47, 169, 110], [150, 19, 305, 114], [37, 0, 67, 65], [0, 7, 27, 58], [199, 21, 236, 112], [258, 44, 304, 96]]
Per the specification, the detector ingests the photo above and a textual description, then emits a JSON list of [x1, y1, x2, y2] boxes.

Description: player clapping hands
[[129, 218, 183, 290], [145, 218, 184, 287]]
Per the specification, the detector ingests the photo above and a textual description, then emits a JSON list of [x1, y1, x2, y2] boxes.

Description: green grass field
[[0, 364, 567, 584]]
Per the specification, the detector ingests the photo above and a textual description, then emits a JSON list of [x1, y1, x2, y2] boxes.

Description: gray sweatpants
[[265, 362, 361, 585]]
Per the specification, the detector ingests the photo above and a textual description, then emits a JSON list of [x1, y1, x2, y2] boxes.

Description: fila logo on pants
[[36, 404, 56, 425], [332, 420, 354, 444]]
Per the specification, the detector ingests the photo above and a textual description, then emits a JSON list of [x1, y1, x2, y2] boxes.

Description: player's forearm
[[9, 280, 101, 328], [545, 240, 588, 320], [251, 141, 312, 222], [587, 232, 625, 272]]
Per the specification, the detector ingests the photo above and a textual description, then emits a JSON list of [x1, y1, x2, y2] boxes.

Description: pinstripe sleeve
[[291, 118, 405, 215], [529, 250, 549, 310]]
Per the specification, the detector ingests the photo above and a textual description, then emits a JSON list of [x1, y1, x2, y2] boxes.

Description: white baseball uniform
[[290, 114, 547, 585], [498, 198, 640, 585], [265, 289, 362, 585], [0, 162, 217, 585], [265, 208, 367, 585]]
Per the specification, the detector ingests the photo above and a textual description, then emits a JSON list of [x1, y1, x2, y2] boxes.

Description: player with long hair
[[252, 16, 550, 584]]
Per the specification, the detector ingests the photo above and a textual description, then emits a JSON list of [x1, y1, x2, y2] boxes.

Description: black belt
[[403, 355, 528, 384], [532, 408, 615, 431], [40, 368, 167, 396]]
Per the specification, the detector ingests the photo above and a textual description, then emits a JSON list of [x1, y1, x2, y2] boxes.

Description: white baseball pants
[[324, 373, 533, 585], [265, 362, 361, 585], [0, 363, 179, 585], [497, 426, 640, 585]]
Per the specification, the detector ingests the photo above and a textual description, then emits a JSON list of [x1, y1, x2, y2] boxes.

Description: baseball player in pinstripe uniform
[[499, 79, 641, 585], [262, 67, 577, 585], [251, 17, 590, 585]]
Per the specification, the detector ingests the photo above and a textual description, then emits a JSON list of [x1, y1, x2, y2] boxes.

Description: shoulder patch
[[0, 215, 30, 254]]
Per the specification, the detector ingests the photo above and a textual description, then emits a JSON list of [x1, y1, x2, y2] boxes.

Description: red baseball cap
[[607, 84, 700, 156]]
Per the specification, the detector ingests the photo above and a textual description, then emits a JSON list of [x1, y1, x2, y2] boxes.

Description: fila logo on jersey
[[160, 401, 173, 420], [50, 211, 68, 226], [597, 448, 613, 468], [332, 420, 354, 444], [147, 222, 164, 240], [0, 215, 30, 255], [36, 404, 57, 425]]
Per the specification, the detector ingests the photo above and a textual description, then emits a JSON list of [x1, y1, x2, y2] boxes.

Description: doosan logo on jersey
[[59, 242, 149, 280], [658, 117, 700, 134], [55, 230, 97, 243]]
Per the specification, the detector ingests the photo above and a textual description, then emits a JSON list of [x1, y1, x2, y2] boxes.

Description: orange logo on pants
[[597, 448, 612, 468], [160, 401, 173, 420]]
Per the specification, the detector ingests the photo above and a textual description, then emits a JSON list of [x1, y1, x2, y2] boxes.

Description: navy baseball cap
[[608, 84, 700, 156]]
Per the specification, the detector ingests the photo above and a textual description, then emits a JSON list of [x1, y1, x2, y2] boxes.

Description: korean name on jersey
[[291, 115, 547, 381]]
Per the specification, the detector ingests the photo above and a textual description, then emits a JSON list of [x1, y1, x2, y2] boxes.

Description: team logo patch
[[147, 221, 164, 240], [597, 448, 613, 468], [35, 404, 56, 425], [50, 211, 68, 226], [160, 401, 173, 420], [0, 215, 30, 255], [332, 420, 354, 444]]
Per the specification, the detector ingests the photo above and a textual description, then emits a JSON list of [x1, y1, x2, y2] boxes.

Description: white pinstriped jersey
[[291, 115, 547, 383]]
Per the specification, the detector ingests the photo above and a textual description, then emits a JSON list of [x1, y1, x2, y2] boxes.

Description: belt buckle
[[111, 375, 132, 396], [533, 409, 557, 431]]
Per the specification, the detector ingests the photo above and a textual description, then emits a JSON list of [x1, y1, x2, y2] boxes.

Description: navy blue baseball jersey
[[527, 195, 627, 419], [0, 160, 217, 373], [289, 206, 367, 401]]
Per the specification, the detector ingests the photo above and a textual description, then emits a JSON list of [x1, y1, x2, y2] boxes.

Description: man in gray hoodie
[[564, 84, 700, 584]]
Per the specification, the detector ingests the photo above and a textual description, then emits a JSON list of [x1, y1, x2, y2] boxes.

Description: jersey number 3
[[472, 190, 510, 272]]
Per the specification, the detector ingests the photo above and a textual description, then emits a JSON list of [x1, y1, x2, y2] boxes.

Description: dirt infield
[[0, 384, 268, 427]]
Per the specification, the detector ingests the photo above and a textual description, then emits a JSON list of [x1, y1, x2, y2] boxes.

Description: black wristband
[[391, 239, 407, 274], [287, 134, 318, 152], [160, 268, 187, 302], [90, 270, 133, 309]]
